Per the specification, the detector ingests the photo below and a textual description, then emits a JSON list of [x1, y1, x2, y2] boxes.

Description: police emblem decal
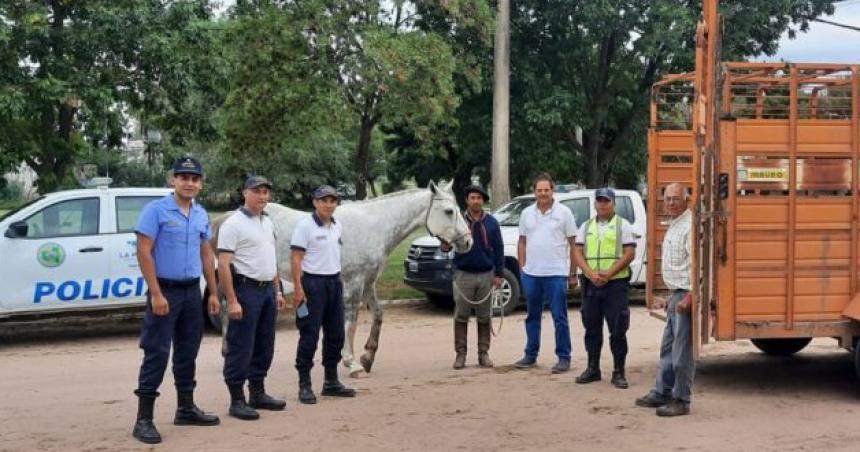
[[37, 243, 66, 268]]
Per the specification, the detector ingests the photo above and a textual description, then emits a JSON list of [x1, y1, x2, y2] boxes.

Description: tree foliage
[[510, 0, 838, 189], [0, 0, 843, 201], [0, 1, 218, 192]]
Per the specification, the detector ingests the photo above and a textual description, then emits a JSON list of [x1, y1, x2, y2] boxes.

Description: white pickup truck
[[0, 186, 174, 319], [404, 189, 647, 314]]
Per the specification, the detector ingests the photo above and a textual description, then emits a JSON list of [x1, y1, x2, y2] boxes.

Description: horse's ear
[[443, 180, 454, 193], [429, 180, 438, 194]]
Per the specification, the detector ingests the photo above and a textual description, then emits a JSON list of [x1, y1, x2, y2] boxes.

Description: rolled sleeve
[[685, 230, 692, 256], [564, 209, 578, 238], [134, 202, 159, 239], [202, 221, 213, 241], [621, 220, 637, 246], [575, 222, 587, 245], [217, 220, 239, 253], [518, 212, 529, 236], [290, 220, 310, 250]]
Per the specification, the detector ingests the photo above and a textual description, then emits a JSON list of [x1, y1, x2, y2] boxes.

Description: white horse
[[214, 181, 471, 376]]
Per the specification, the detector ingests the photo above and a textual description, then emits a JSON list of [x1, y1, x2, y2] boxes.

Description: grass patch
[[0, 209, 8, 217], [376, 230, 425, 301]]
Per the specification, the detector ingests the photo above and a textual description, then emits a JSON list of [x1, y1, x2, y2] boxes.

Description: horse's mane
[[343, 187, 426, 205]]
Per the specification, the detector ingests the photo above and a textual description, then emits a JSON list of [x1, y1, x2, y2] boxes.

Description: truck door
[[1, 195, 109, 313], [107, 195, 165, 307]]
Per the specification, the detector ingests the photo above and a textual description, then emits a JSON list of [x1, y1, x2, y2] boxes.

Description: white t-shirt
[[574, 215, 637, 246], [217, 208, 278, 281], [290, 213, 342, 275], [518, 201, 578, 276]]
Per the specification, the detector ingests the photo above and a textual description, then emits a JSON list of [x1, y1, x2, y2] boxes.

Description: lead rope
[[452, 278, 504, 336]]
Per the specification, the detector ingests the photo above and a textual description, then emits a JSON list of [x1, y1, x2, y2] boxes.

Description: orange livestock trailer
[[647, 1, 860, 376]]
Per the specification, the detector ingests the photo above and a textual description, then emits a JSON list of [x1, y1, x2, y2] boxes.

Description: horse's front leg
[[340, 289, 364, 378], [360, 285, 383, 373]]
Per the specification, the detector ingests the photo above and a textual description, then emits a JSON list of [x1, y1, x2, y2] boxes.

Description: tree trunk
[[354, 114, 376, 200], [582, 128, 608, 188], [490, 0, 511, 209]]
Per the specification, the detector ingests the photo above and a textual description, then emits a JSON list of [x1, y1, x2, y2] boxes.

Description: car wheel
[[750, 338, 812, 356], [427, 293, 454, 308], [492, 268, 521, 316]]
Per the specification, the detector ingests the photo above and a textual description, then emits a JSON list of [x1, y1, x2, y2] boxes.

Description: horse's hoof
[[360, 354, 374, 373], [348, 363, 364, 378]]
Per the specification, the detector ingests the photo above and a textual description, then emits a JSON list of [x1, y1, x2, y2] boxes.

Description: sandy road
[[1, 303, 859, 452]]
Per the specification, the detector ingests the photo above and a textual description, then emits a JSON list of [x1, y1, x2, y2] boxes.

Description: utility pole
[[491, 0, 511, 208]]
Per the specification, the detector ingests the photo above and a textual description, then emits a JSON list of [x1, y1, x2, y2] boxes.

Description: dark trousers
[[580, 278, 630, 360], [223, 280, 277, 387], [135, 282, 203, 398], [295, 273, 345, 374]]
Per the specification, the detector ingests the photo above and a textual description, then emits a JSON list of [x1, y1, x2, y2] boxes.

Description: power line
[[812, 17, 860, 32]]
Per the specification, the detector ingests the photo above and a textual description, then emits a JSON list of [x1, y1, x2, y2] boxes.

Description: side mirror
[[4, 221, 28, 238]]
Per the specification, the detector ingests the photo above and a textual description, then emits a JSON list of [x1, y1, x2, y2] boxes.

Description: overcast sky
[[763, 0, 860, 63]]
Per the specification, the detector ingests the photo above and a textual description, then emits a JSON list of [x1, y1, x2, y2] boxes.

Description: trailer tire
[[751, 338, 812, 356]]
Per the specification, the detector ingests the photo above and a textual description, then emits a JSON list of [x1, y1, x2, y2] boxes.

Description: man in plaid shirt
[[635, 182, 694, 417]]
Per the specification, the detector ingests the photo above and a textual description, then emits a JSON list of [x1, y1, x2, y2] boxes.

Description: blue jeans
[[650, 289, 695, 404], [521, 274, 571, 360]]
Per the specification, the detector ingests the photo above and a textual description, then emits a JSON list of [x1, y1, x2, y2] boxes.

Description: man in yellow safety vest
[[572, 187, 636, 389]]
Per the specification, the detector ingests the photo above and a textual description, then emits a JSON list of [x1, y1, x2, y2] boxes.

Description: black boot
[[298, 371, 317, 405], [249, 379, 287, 411], [575, 354, 602, 384], [321, 366, 356, 398], [611, 355, 629, 389], [453, 321, 467, 369], [227, 384, 260, 420], [174, 391, 220, 426], [132, 396, 162, 444], [477, 321, 494, 368]]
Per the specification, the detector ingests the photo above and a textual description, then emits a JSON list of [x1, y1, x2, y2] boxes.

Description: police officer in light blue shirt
[[131, 156, 221, 445]]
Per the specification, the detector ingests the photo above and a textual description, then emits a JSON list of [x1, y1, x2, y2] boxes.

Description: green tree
[[0, 0, 216, 192], [218, 4, 354, 206], [294, 0, 476, 199], [510, 0, 838, 188], [382, 0, 495, 202]]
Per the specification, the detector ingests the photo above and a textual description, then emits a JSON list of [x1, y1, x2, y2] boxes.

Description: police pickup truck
[[404, 189, 647, 314], [0, 185, 176, 320]]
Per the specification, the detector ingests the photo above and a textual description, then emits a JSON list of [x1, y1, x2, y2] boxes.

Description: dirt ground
[[2, 303, 860, 452]]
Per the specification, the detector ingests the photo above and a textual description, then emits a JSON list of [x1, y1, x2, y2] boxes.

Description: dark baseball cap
[[595, 187, 616, 202], [313, 185, 339, 200], [464, 184, 489, 201], [244, 175, 272, 190], [172, 156, 203, 176]]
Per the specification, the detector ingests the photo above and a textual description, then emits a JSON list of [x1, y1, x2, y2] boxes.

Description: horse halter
[[424, 195, 471, 248]]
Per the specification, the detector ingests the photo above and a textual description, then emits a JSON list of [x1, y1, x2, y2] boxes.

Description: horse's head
[[426, 180, 473, 253]]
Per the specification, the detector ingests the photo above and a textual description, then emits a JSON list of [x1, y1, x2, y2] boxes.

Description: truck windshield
[[493, 198, 536, 226], [0, 197, 43, 222]]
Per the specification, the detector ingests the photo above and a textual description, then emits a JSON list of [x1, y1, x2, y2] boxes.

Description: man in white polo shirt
[[514, 172, 579, 373], [218, 176, 287, 421], [291, 185, 356, 404]]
